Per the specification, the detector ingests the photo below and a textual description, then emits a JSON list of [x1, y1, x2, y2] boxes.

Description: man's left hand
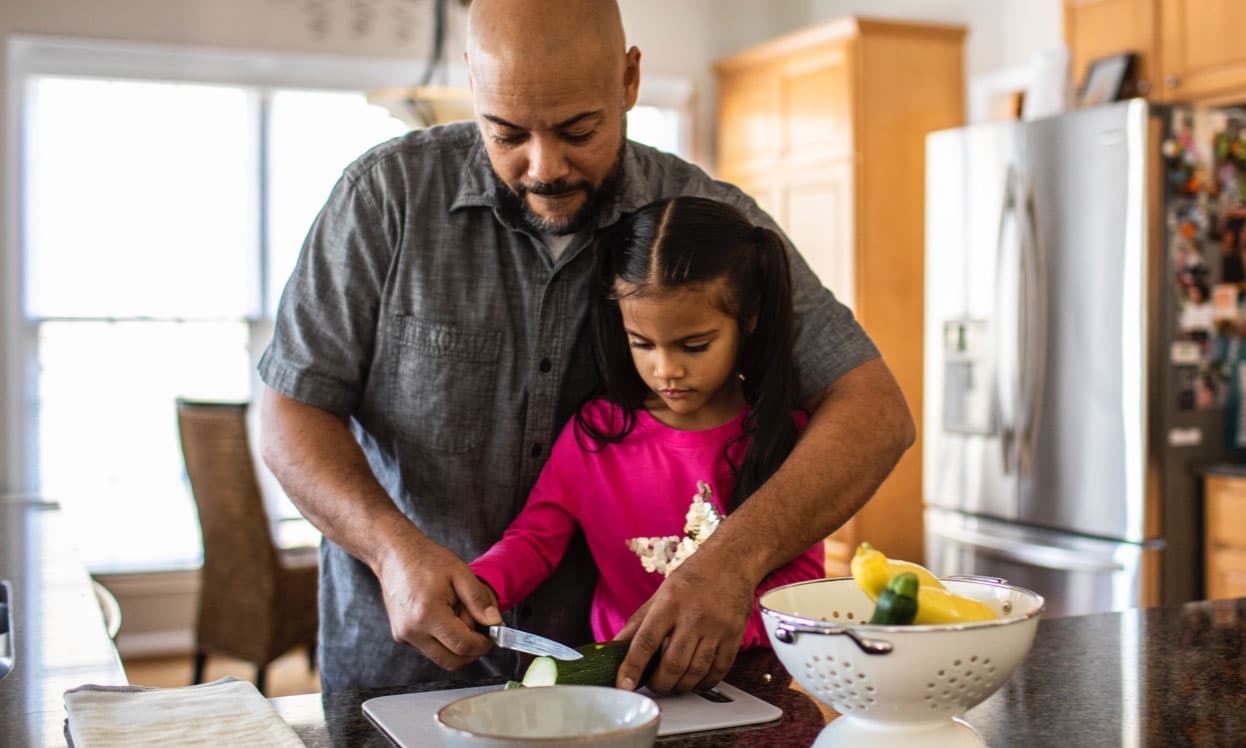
[[612, 546, 752, 694]]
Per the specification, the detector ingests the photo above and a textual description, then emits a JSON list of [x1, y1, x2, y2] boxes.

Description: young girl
[[470, 196, 824, 653]]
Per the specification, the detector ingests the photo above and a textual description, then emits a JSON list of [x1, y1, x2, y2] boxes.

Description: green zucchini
[[520, 640, 656, 688], [869, 571, 919, 625]]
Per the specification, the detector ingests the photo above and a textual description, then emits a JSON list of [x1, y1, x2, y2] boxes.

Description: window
[[22, 75, 408, 571], [11, 39, 693, 572]]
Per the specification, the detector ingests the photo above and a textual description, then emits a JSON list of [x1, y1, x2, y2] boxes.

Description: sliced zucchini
[[520, 640, 652, 688]]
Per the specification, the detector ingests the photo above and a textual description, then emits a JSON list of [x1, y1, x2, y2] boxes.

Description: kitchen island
[[272, 596, 1246, 747], [3, 497, 1244, 746]]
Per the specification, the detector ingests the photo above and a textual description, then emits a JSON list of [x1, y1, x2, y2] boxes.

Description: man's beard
[[493, 141, 626, 236]]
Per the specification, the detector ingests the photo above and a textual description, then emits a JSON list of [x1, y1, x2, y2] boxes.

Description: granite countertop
[[4, 498, 1245, 746], [272, 596, 1246, 747], [0, 498, 127, 748]]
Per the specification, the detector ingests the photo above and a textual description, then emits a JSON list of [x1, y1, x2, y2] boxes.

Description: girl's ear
[[747, 314, 758, 334]]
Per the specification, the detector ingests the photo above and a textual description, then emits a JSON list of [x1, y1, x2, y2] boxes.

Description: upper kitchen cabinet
[[1158, 0, 1246, 103], [1064, 0, 1161, 98], [1065, 0, 1246, 104], [715, 18, 964, 573]]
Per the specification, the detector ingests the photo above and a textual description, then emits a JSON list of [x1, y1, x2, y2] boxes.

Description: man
[[259, 0, 914, 694]]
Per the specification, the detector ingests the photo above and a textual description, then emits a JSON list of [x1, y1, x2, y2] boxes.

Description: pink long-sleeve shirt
[[470, 399, 824, 647]]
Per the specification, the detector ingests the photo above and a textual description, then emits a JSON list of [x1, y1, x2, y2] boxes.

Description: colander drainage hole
[[866, 686, 875, 692], [983, 658, 991, 664], [953, 659, 962, 666], [937, 670, 946, 677], [970, 656, 978, 662], [845, 612, 855, 620], [857, 672, 866, 679]]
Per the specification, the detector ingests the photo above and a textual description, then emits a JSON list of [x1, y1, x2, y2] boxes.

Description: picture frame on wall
[[1077, 52, 1137, 108]]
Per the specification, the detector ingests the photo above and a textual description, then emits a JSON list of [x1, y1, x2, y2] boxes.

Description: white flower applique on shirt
[[626, 480, 723, 577]]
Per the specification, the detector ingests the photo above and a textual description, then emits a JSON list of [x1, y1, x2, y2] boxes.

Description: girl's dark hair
[[575, 196, 803, 511]]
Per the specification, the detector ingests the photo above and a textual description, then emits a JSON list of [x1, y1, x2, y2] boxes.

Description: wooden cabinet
[[715, 18, 965, 574], [1065, 0, 1246, 104], [1064, 0, 1160, 98], [1159, 0, 1246, 103], [1204, 473, 1246, 600]]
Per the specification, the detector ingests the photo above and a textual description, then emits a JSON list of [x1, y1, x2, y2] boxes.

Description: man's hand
[[374, 534, 502, 671], [612, 544, 752, 694]]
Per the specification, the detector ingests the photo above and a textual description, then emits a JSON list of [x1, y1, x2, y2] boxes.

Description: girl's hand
[[612, 547, 752, 693]]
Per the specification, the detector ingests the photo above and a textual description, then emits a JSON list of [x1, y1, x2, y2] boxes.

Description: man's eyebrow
[[481, 111, 605, 130]]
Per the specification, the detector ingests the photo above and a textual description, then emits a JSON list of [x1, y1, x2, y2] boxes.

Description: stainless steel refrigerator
[[923, 99, 1246, 617]]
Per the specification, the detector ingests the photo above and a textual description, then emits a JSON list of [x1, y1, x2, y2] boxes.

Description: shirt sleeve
[[257, 166, 396, 417], [470, 421, 584, 610]]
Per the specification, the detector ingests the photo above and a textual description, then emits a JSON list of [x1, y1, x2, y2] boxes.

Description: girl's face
[[616, 279, 748, 431]]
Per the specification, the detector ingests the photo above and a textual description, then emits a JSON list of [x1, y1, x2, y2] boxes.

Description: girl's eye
[[563, 131, 594, 143], [492, 133, 525, 145], [628, 340, 653, 350], [682, 342, 710, 353]]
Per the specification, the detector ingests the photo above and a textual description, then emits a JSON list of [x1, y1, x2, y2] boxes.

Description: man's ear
[[623, 46, 642, 111]]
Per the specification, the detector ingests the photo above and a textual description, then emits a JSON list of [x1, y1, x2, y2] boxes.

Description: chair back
[[176, 400, 279, 602]]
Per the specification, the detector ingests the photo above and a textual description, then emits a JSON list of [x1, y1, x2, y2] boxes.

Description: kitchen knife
[[484, 624, 583, 661]]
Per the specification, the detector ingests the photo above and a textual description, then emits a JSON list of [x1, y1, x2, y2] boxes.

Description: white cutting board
[[362, 681, 781, 745]]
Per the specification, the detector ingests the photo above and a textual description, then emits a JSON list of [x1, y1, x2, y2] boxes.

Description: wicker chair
[[176, 399, 318, 695]]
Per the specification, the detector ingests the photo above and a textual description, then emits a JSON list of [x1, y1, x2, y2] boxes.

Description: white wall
[[800, 0, 1062, 80]]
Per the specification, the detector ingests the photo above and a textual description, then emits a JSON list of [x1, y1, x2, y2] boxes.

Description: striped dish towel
[[64, 676, 304, 747]]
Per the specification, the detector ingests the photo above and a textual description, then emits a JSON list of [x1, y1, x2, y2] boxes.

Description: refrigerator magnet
[[1171, 340, 1203, 365], [1167, 427, 1203, 447]]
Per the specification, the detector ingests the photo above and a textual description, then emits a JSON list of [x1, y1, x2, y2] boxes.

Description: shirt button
[[530, 443, 542, 458], [539, 358, 552, 373]]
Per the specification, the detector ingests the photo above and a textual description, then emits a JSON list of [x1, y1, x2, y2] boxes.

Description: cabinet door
[[1064, 0, 1159, 98], [717, 69, 782, 174], [779, 159, 855, 311], [779, 43, 853, 163], [1159, 0, 1246, 102]]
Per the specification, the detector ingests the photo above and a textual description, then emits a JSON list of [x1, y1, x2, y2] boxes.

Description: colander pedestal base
[[814, 715, 986, 748]]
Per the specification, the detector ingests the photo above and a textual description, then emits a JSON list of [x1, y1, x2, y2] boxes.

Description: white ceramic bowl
[[760, 577, 1044, 748], [435, 685, 660, 748]]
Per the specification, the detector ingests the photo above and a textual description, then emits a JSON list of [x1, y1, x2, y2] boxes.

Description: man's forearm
[[259, 386, 426, 573], [700, 357, 915, 585]]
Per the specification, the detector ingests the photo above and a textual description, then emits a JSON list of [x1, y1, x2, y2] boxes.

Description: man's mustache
[[517, 179, 590, 197]]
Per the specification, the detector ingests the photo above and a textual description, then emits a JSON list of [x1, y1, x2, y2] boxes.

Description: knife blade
[[485, 624, 583, 661]]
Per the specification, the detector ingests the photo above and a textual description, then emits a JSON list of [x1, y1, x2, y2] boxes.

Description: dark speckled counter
[[272, 597, 1246, 748], [4, 496, 1244, 746]]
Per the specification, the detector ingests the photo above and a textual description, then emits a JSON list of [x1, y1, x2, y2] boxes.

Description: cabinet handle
[[1166, 75, 1181, 88], [1135, 79, 1151, 95]]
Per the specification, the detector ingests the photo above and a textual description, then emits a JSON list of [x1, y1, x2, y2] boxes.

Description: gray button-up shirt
[[259, 121, 878, 690]]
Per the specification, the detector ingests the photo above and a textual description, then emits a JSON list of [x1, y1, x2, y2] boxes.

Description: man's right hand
[[373, 534, 502, 670]]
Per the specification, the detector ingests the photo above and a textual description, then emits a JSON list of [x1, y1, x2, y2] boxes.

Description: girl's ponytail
[[729, 223, 800, 511]]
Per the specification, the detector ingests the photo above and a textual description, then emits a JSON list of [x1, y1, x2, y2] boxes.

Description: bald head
[[467, 0, 629, 87], [464, 0, 641, 236]]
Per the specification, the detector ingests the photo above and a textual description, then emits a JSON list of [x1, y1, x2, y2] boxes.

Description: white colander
[[760, 576, 1044, 748]]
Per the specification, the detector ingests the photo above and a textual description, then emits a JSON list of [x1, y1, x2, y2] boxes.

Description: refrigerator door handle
[[1017, 175, 1048, 477], [936, 523, 1127, 574], [994, 165, 1021, 475]]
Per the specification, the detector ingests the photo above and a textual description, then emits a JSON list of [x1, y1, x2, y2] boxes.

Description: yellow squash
[[850, 542, 945, 600], [850, 542, 998, 624], [912, 585, 998, 624]]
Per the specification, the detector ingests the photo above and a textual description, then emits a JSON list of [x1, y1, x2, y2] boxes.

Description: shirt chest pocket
[[389, 316, 503, 453]]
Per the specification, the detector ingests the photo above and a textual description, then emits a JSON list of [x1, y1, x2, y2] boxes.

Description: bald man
[[259, 0, 913, 693]]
